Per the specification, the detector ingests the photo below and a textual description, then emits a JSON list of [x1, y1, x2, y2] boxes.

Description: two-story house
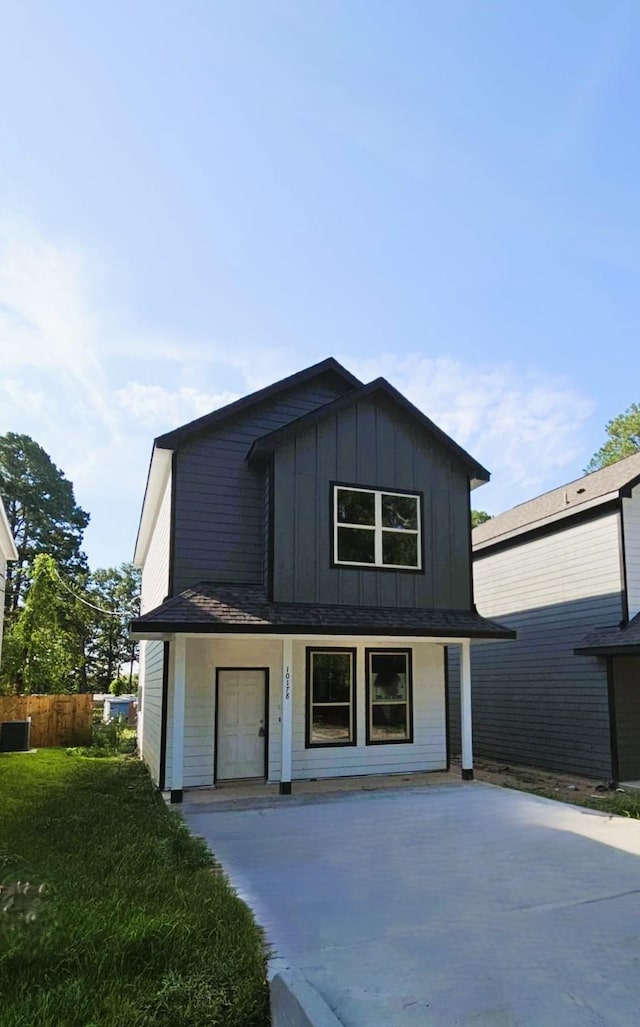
[[130, 358, 513, 802], [448, 452, 640, 782]]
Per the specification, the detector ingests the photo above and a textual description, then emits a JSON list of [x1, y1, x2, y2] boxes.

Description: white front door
[[217, 670, 266, 780]]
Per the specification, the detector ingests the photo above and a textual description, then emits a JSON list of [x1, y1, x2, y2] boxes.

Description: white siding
[[139, 640, 164, 783], [451, 511, 623, 779], [165, 638, 283, 789], [291, 641, 446, 779], [623, 485, 640, 619], [0, 552, 6, 663], [140, 472, 171, 614], [166, 637, 447, 789], [475, 512, 622, 615], [138, 469, 171, 785]]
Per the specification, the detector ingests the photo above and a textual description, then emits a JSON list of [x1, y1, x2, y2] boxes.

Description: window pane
[[312, 652, 352, 702], [311, 704, 351, 743], [382, 494, 417, 530], [371, 704, 409, 741], [338, 526, 375, 564], [337, 489, 375, 525], [382, 531, 418, 566], [370, 653, 407, 701]]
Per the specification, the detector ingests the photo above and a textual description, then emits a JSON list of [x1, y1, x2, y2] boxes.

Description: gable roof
[[248, 377, 490, 488], [473, 450, 640, 551], [134, 357, 361, 565], [0, 496, 18, 562], [155, 357, 361, 450], [130, 582, 515, 639]]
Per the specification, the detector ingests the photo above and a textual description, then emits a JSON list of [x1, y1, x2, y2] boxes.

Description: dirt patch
[[452, 755, 612, 803]]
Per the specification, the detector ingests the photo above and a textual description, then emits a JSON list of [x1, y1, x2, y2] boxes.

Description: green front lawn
[[0, 750, 269, 1027]]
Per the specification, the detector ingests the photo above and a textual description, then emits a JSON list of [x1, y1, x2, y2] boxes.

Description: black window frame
[[305, 646, 357, 749], [331, 482, 424, 573], [365, 647, 414, 746]]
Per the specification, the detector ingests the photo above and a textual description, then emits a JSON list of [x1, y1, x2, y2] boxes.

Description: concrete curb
[[270, 969, 344, 1027]]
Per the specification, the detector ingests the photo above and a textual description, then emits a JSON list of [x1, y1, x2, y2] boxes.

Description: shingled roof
[[130, 583, 515, 639], [474, 451, 640, 550], [575, 612, 640, 656]]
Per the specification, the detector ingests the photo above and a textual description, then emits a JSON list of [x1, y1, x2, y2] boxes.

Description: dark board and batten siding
[[449, 511, 623, 780], [171, 376, 352, 595], [271, 394, 472, 609], [613, 656, 640, 780]]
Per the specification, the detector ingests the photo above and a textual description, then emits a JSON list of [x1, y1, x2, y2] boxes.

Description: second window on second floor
[[333, 484, 422, 570]]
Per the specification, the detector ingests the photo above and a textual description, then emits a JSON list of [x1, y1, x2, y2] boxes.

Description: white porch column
[[460, 639, 473, 780], [280, 637, 293, 795], [170, 634, 186, 802]]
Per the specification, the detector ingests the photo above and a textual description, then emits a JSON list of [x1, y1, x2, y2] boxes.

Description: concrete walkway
[[183, 782, 640, 1026]]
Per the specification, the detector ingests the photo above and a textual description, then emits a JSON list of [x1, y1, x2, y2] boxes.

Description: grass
[[491, 765, 640, 819], [0, 749, 270, 1027], [541, 786, 640, 819]]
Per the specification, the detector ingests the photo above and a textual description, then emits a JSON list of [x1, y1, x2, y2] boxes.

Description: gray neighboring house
[[0, 496, 18, 665], [449, 451, 640, 781], [130, 357, 513, 801]]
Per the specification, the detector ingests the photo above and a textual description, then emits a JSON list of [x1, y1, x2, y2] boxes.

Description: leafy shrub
[[109, 675, 138, 696]]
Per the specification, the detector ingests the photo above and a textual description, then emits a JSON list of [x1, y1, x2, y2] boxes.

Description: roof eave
[[133, 446, 172, 568], [248, 376, 491, 482], [0, 499, 18, 561], [473, 491, 621, 552], [155, 358, 362, 450], [575, 644, 640, 656], [130, 621, 516, 640]]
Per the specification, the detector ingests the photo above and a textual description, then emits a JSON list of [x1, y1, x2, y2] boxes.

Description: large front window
[[306, 648, 356, 747], [333, 486, 421, 569], [366, 649, 412, 744]]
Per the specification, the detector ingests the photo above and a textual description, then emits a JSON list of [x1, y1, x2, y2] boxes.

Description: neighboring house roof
[[474, 451, 640, 551], [575, 612, 640, 657], [130, 583, 515, 639], [0, 496, 18, 562], [248, 377, 490, 489]]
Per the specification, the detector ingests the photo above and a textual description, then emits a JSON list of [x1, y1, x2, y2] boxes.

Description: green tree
[[0, 554, 82, 693], [0, 433, 90, 616], [471, 509, 491, 528], [586, 403, 640, 472], [84, 564, 141, 692]]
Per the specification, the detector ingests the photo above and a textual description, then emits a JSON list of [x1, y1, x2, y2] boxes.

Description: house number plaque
[[285, 667, 291, 701]]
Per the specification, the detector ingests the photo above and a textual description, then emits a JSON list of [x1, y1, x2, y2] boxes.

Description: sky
[[1, 0, 639, 570]]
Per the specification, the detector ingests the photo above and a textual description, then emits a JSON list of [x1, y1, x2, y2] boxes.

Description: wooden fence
[[0, 694, 93, 748]]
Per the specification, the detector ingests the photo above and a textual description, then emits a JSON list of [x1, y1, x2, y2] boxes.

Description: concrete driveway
[[184, 782, 640, 1026]]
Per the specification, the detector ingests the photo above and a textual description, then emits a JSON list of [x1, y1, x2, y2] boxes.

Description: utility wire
[[52, 567, 139, 618]]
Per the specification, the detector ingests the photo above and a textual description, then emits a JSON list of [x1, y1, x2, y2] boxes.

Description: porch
[[153, 632, 476, 802]]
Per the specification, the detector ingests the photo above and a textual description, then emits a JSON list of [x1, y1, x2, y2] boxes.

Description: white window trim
[[333, 485, 422, 570]]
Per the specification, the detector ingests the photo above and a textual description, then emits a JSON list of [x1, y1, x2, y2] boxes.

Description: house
[[130, 358, 514, 802], [0, 496, 18, 665], [449, 451, 640, 781]]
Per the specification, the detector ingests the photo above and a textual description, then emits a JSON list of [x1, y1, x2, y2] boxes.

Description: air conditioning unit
[[0, 719, 31, 752]]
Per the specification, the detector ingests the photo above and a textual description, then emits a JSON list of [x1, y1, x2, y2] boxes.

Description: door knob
[[258, 726, 265, 737]]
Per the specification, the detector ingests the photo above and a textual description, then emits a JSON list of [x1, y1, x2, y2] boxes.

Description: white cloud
[[0, 217, 120, 439], [345, 353, 594, 514], [113, 383, 240, 431], [0, 216, 596, 564]]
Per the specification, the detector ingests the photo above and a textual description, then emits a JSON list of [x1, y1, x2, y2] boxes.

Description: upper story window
[[333, 485, 422, 570]]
